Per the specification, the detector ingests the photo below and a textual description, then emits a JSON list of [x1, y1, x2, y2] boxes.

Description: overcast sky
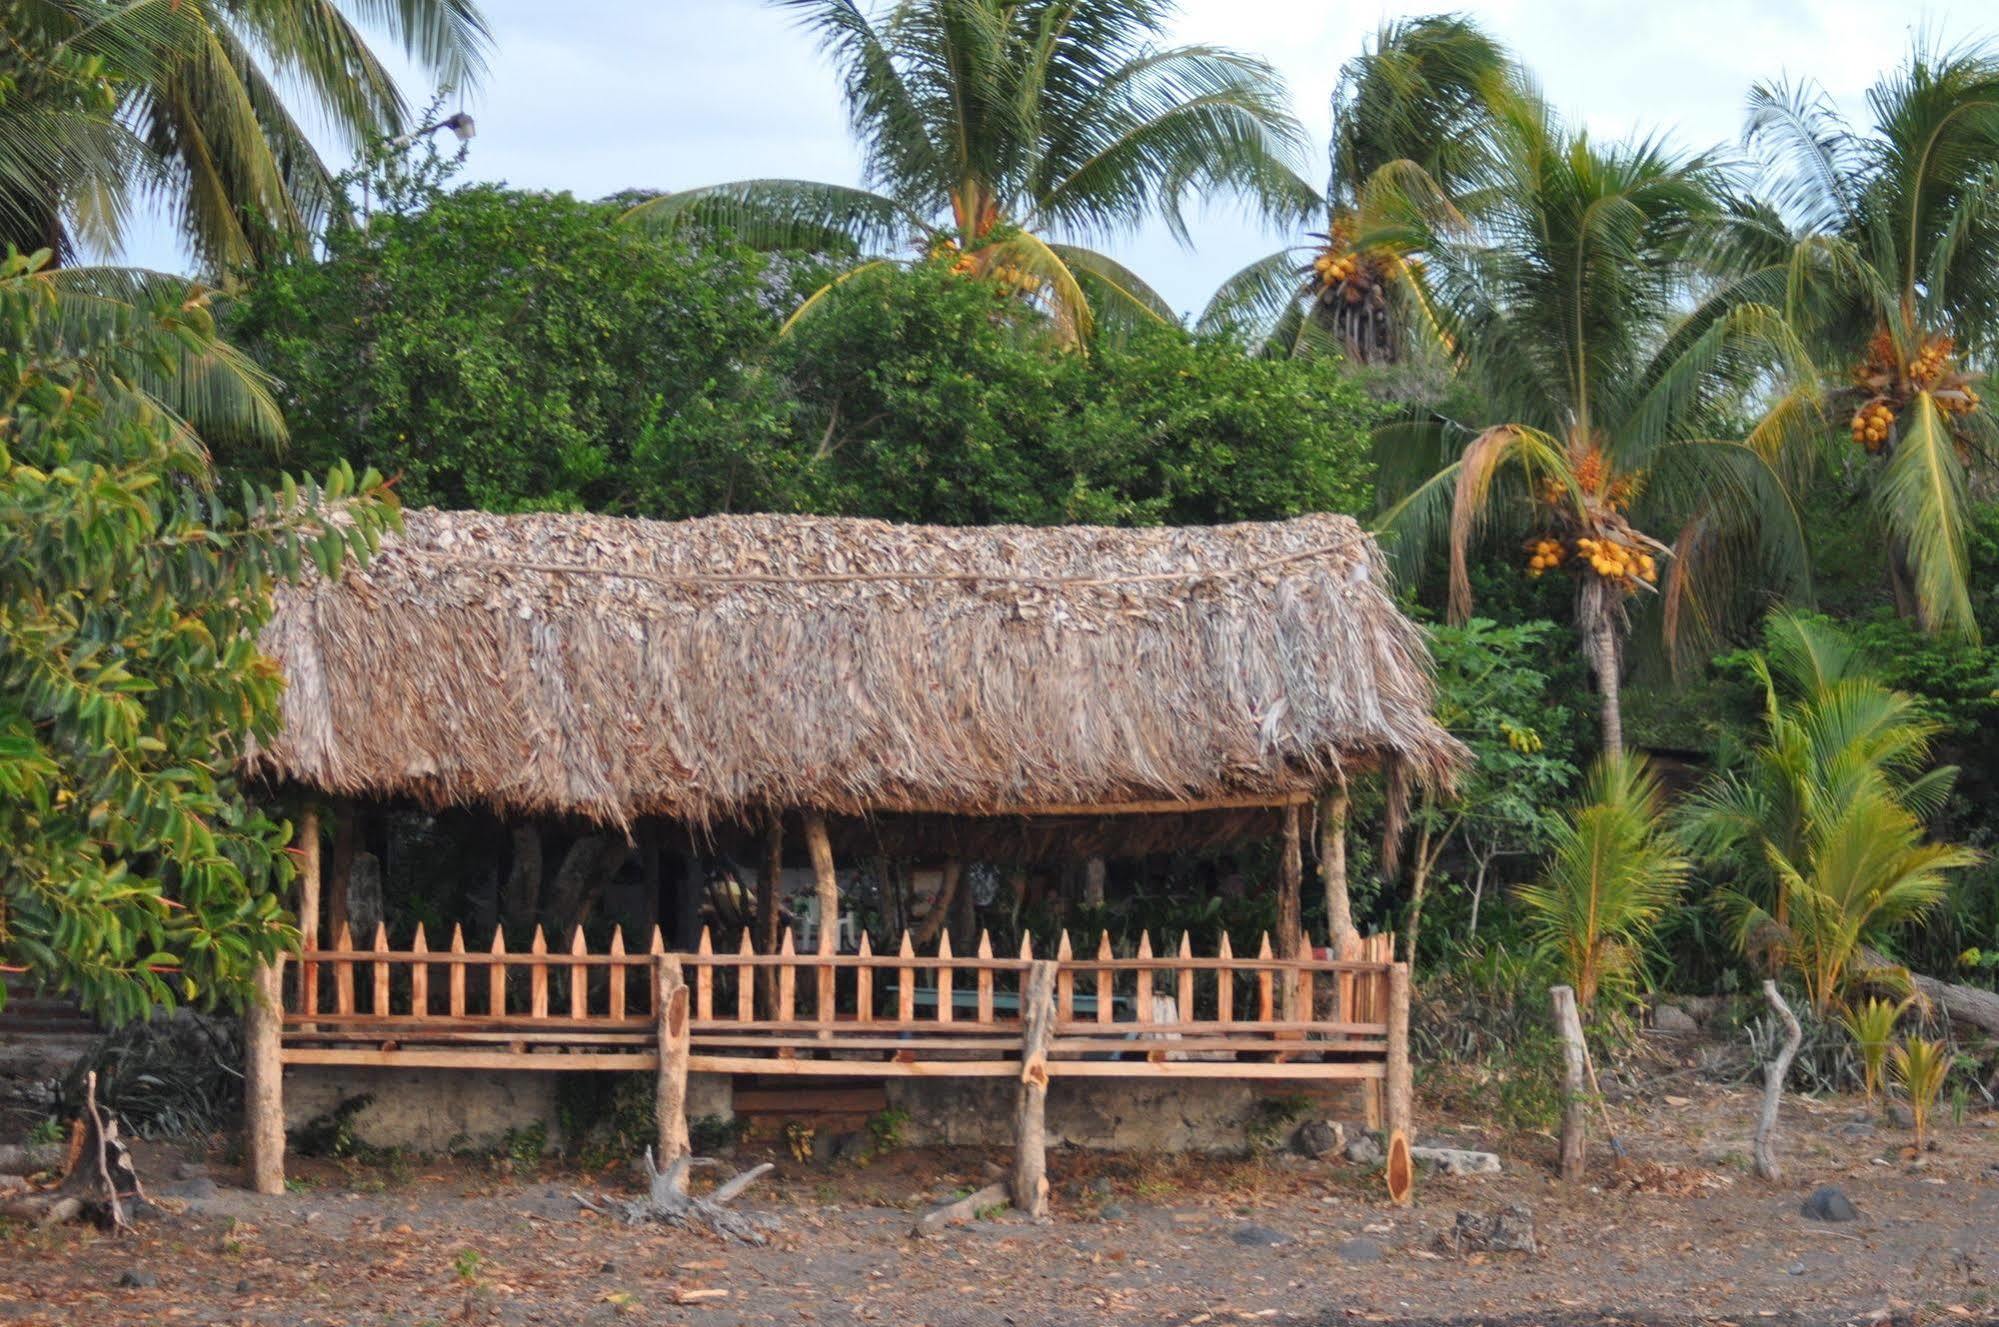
[[127, 1, 1990, 317]]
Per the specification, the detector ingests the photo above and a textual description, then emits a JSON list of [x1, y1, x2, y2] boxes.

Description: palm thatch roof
[[247, 509, 1462, 839]]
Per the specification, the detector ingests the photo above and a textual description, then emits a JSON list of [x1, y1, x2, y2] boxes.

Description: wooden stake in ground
[[1012, 960, 1058, 1219], [1550, 984, 1587, 1183], [1753, 979, 1802, 1181], [1384, 961, 1412, 1142], [655, 954, 690, 1163]]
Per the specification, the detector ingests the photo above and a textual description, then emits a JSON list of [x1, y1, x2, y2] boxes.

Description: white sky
[[122, 1, 1991, 318]]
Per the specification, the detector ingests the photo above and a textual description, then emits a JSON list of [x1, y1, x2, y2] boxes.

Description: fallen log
[[1900, 962, 1999, 1036], [911, 1181, 1011, 1239], [575, 1150, 775, 1244], [0, 1143, 64, 1177]]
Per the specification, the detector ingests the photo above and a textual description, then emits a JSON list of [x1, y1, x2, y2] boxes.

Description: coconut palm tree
[[627, 0, 1312, 344], [1198, 13, 1510, 363], [1375, 94, 1817, 756], [2, 0, 491, 274], [1745, 40, 1999, 638]]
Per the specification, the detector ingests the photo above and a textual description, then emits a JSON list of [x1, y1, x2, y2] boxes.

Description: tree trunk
[[1318, 789, 1356, 955], [913, 860, 961, 948], [755, 813, 784, 955], [804, 811, 839, 954], [675, 851, 703, 950], [1551, 985, 1587, 1183], [1402, 819, 1436, 968], [1753, 980, 1802, 1181], [1082, 857, 1106, 909], [503, 824, 542, 938], [327, 799, 358, 943], [545, 834, 624, 941], [1590, 610, 1624, 761]]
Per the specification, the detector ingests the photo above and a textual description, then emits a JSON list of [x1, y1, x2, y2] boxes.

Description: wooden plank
[[695, 928, 714, 1021], [488, 927, 508, 1018], [687, 1055, 1019, 1078], [608, 928, 627, 1022], [1051, 1018, 1385, 1036], [1134, 933, 1153, 1027], [529, 927, 549, 1019], [732, 1087, 887, 1115], [409, 923, 429, 1019], [1044, 1060, 1386, 1080], [282, 1048, 659, 1072], [1094, 933, 1112, 1027], [976, 932, 994, 1024], [569, 928, 589, 1021], [371, 922, 390, 1016], [1215, 932, 1233, 1026], [856, 932, 874, 1024], [777, 928, 797, 1023], [1049, 1037, 1387, 1055], [1255, 933, 1273, 1024], [935, 932, 953, 1025], [736, 930, 755, 1024], [1175, 934, 1192, 1027], [897, 932, 915, 1024], [1055, 931, 1074, 1023], [448, 925, 467, 1018], [285, 1029, 652, 1045], [691, 1035, 1025, 1052]]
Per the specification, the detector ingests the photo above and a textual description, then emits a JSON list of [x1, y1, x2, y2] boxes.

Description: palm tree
[[1376, 94, 1816, 756], [1516, 753, 1689, 1015], [3, 0, 491, 274], [628, 0, 1312, 344], [1198, 13, 1510, 363], [1681, 612, 1974, 1012], [1746, 40, 1999, 637]]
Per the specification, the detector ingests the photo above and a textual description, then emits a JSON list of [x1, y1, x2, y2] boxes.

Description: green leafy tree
[[3, 0, 491, 272], [1746, 40, 1999, 637], [1391, 617, 1577, 965], [629, 0, 1312, 344], [1201, 13, 1511, 363], [1517, 753, 1689, 1015], [219, 144, 796, 515], [0, 252, 396, 1024], [777, 260, 1379, 524], [1375, 93, 1816, 756]]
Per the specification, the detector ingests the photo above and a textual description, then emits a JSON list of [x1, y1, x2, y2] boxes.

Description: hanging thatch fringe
[[246, 509, 1463, 834]]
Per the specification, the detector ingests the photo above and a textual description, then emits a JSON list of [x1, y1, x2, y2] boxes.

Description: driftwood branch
[[1753, 980, 1802, 1181], [0, 1072, 148, 1229], [912, 1181, 1011, 1239], [576, 1150, 776, 1243]]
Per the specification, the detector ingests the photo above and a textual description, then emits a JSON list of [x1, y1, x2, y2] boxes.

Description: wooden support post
[[1276, 802, 1302, 964], [243, 951, 286, 1195], [756, 811, 784, 957], [655, 955, 691, 1163], [1385, 961, 1413, 1142], [1319, 787, 1356, 954], [1012, 959, 1057, 1219], [295, 806, 321, 1024], [804, 810, 839, 954], [1551, 984, 1587, 1183]]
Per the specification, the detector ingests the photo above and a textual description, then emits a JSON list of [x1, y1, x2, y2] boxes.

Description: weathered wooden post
[[1011, 959, 1058, 1218], [1550, 984, 1587, 1182], [655, 953, 691, 1162], [247, 806, 313, 1195], [296, 805, 321, 1030], [1384, 960, 1413, 1141], [804, 810, 839, 957]]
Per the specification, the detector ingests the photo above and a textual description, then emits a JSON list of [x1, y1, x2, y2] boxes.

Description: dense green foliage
[[0, 255, 395, 1022]]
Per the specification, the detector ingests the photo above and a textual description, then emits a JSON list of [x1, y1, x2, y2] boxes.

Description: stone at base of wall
[[282, 1068, 1361, 1156]]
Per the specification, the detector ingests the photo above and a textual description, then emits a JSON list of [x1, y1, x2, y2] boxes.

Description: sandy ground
[[0, 1081, 1993, 1327]]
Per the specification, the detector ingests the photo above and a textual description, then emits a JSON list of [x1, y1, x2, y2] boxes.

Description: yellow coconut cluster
[[1851, 401, 1895, 452], [1940, 383, 1983, 416], [987, 262, 1040, 296], [1313, 248, 1359, 289], [1524, 537, 1565, 578], [1574, 536, 1656, 587], [1909, 335, 1953, 389]]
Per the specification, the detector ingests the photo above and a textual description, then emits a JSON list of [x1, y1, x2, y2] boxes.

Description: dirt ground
[[0, 1080, 1993, 1327]]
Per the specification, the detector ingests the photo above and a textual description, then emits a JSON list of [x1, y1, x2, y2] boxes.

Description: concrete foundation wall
[[284, 1066, 1361, 1156]]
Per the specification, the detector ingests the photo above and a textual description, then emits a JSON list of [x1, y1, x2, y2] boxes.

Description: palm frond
[[623, 180, 924, 256], [1876, 392, 1976, 639]]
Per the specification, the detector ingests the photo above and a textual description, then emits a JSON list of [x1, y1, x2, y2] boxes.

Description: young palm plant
[[1516, 753, 1689, 1016], [1683, 613, 1976, 1012], [3, 0, 491, 273], [1375, 95, 1817, 755], [1197, 13, 1511, 363], [1889, 1036, 1951, 1150], [1837, 996, 1905, 1108], [627, 0, 1312, 344], [1746, 40, 1999, 637]]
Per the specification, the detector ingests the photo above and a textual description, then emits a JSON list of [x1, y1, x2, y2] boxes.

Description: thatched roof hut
[[247, 509, 1460, 853]]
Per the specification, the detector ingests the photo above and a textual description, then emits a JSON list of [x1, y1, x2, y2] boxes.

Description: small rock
[[1088, 1176, 1114, 1199], [235, 1279, 253, 1295], [1230, 1223, 1288, 1247], [1837, 1121, 1875, 1139], [1788, 1262, 1807, 1276], [598, 1261, 617, 1274], [301, 1211, 323, 1226], [1336, 1237, 1383, 1263], [1801, 1186, 1859, 1222], [1343, 1134, 1383, 1167], [1410, 1147, 1501, 1176], [1098, 1202, 1127, 1220], [1652, 1004, 1699, 1034], [1292, 1119, 1343, 1159], [117, 1270, 157, 1289], [830, 1131, 870, 1164], [1441, 1203, 1537, 1255], [1887, 1102, 1915, 1128], [160, 1178, 219, 1200]]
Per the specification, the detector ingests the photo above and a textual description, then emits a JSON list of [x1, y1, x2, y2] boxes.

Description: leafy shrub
[[61, 1013, 244, 1139]]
